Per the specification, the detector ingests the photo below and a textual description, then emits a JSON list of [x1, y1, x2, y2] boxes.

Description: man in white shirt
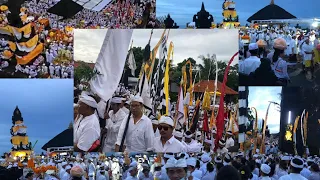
[[153, 116, 186, 153], [260, 164, 271, 180], [182, 131, 202, 153], [74, 92, 101, 152], [126, 161, 138, 180], [151, 119, 160, 138], [302, 37, 315, 80], [59, 162, 68, 179], [279, 157, 307, 180], [216, 139, 228, 155], [239, 43, 261, 75], [186, 157, 202, 180], [102, 97, 127, 152], [225, 130, 235, 149], [61, 165, 71, 180], [88, 159, 96, 180], [115, 96, 154, 152]]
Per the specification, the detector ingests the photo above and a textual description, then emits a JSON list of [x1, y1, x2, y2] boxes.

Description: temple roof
[[247, 0, 296, 22], [41, 128, 73, 151], [193, 80, 238, 95]]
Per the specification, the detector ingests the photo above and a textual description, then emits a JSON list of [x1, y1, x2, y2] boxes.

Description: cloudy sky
[[157, 0, 320, 26], [248, 86, 282, 134], [74, 29, 239, 65], [0, 80, 73, 155]]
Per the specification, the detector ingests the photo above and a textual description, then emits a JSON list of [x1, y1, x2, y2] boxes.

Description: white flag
[[138, 71, 152, 116], [90, 29, 133, 102], [127, 49, 136, 76]]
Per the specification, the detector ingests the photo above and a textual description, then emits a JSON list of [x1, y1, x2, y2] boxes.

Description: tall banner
[[90, 29, 133, 102], [163, 42, 174, 115], [214, 52, 239, 151]]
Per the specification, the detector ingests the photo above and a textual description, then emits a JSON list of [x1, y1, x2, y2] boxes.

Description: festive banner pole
[[293, 116, 300, 155], [251, 107, 258, 155], [164, 42, 174, 115], [214, 52, 239, 151]]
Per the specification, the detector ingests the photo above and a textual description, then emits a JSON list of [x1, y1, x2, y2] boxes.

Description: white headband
[[79, 91, 97, 108]]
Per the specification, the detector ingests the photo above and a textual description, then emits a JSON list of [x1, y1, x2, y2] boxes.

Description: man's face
[[78, 101, 89, 115], [167, 167, 186, 180], [130, 168, 138, 176], [158, 123, 173, 138], [111, 103, 120, 112], [130, 101, 142, 115], [185, 137, 191, 143]]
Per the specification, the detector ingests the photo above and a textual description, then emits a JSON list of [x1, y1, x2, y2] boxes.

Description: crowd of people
[[23, 0, 156, 29], [0, 0, 156, 78], [239, 25, 320, 85], [73, 82, 239, 155], [0, 150, 320, 180]]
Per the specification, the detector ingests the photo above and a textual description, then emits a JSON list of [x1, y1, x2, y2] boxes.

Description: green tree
[[198, 54, 238, 91], [74, 61, 94, 86]]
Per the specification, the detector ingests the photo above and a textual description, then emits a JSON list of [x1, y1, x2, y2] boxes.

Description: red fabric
[[203, 110, 209, 133], [214, 52, 239, 151], [88, 139, 100, 152]]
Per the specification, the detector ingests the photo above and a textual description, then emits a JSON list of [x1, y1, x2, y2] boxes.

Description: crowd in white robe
[[23, 0, 156, 29], [73, 83, 240, 155], [239, 25, 320, 84], [2, 150, 319, 180]]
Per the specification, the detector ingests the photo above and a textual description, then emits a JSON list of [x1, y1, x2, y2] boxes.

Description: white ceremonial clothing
[[74, 114, 101, 151], [272, 58, 290, 80], [59, 168, 66, 179], [61, 173, 71, 180], [154, 128, 161, 138], [302, 43, 314, 61], [88, 162, 96, 179], [308, 172, 320, 180], [258, 33, 265, 40], [278, 173, 307, 180], [97, 100, 107, 119], [201, 171, 215, 180], [153, 136, 186, 153], [121, 107, 130, 114], [216, 147, 228, 155], [182, 140, 202, 153], [260, 177, 271, 180], [97, 174, 107, 180], [225, 137, 234, 149], [125, 175, 138, 180], [277, 168, 288, 178], [116, 114, 154, 152], [253, 168, 259, 177], [300, 168, 311, 179], [103, 109, 126, 152], [241, 56, 261, 75], [49, 65, 54, 76], [138, 172, 153, 180], [251, 173, 259, 180]]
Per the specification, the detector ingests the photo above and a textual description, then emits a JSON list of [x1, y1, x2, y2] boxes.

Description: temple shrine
[[222, 0, 240, 28], [10, 106, 33, 158], [193, 2, 214, 28]]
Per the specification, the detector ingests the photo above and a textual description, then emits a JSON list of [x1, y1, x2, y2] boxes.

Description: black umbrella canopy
[[47, 0, 83, 19], [41, 128, 73, 151], [247, 0, 296, 22]]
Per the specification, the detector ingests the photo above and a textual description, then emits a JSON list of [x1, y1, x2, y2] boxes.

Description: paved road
[[288, 63, 320, 88]]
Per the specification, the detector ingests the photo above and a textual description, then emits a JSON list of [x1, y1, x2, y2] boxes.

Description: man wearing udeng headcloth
[[115, 95, 154, 152], [74, 91, 101, 152]]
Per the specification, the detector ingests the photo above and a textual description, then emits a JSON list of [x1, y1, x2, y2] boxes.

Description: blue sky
[[248, 86, 282, 134], [0, 80, 73, 155], [157, 0, 320, 26]]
